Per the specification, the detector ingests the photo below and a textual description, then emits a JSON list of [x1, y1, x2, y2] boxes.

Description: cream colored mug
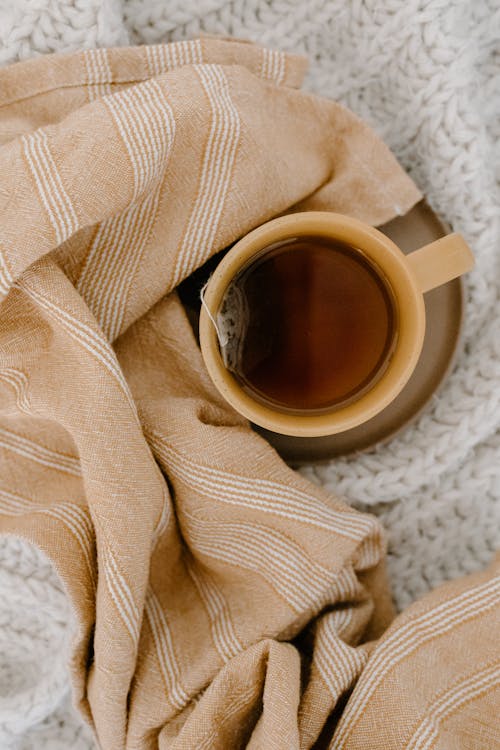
[[199, 212, 474, 437]]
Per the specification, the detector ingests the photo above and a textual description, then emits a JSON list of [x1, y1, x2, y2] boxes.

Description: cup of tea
[[199, 212, 474, 437]]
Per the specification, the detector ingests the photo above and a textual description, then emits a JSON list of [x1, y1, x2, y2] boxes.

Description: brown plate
[[179, 200, 463, 463], [254, 201, 463, 462]]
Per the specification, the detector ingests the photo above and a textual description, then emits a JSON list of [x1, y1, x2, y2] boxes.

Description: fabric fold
[[114, 291, 387, 749], [0, 36, 496, 750], [0, 38, 421, 337]]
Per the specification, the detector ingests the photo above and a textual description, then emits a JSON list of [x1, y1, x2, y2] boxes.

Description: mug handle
[[405, 233, 474, 293]]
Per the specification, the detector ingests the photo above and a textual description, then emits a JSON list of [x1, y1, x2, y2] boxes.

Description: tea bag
[[216, 281, 249, 371], [216, 262, 278, 377]]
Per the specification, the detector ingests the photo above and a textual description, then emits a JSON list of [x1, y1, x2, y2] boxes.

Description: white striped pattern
[[314, 615, 367, 700], [0, 426, 81, 477], [103, 78, 175, 201], [101, 541, 141, 646], [145, 586, 190, 710], [0, 486, 95, 588], [327, 607, 354, 637], [331, 567, 360, 603], [185, 515, 339, 614], [332, 574, 500, 748], [186, 559, 242, 662], [78, 79, 176, 340], [22, 130, 78, 246], [15, 279, 137, 415], [260, 47, 286, 84], [197, 686, 256, 750], [171, 64, 241, 286], [0, 368, 31, 414], [151, 485, 172, 550], [0, 244, 13, 296], [83, 48, 113, 100], [145, 39, 203, 76], [78, 189, 160, 341], [406, 663, 500, 750], [147, 430, 377, 545], [354, 534, 380, 571]]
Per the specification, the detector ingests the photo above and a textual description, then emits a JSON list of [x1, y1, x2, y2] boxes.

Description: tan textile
[[0, 36, 498, 750]]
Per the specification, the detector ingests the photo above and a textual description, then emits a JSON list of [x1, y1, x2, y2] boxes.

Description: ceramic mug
[[199, 211, 474, 437]]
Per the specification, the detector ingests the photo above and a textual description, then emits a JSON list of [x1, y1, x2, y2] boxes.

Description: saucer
[[254, 201, 464, 462], [179, 200, 463, 463]]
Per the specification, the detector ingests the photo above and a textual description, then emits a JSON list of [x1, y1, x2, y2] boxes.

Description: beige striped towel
[[0, 36, 498, 749]]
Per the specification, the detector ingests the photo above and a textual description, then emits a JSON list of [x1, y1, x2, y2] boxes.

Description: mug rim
[[199, 211, 426, 437]]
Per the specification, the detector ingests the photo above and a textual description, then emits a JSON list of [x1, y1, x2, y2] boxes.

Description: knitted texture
[[0, 0, 498, 747]]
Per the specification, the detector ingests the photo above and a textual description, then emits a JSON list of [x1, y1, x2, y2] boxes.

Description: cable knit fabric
[[0, 0, 498, 747]]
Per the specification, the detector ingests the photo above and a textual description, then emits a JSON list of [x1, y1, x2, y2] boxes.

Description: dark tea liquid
[[221, 236, 397, 413]]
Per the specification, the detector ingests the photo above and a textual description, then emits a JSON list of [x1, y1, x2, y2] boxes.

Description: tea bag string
[[200, 281, 229, 348]]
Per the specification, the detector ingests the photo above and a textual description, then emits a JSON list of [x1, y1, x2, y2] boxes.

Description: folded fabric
[[0, 37, 497, 749]]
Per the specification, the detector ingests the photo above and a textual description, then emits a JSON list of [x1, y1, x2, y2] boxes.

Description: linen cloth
[[0, 34, 499, 749]]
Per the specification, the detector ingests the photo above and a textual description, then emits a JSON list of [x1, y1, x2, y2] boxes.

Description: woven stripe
[[0, 245, 13, 295], [79, 189, 159, 340], [406, 663, 500, 750], [315, 617, 367, 699], [151, 485, 172, 549], [0, 426, 80, 476], [101, 542, 141, 646], [83, 48, 113, 100], [333, 575, 500, 747], [148, 431, 375, 542], [171, 64, 241, 286], [145, 587, 189, 710], [0, 487, 95, 587], [197, 685, 256, 750], [186, 515, 337, 613], [103, 78, 174, 200], [0, 368, 31, 414], [22, 130, 78, 245], [261, 48, 286, 84], [328, 607, 354, 636], [78, 79, 175, 339], [148, 39, 203, 73], [186, 560, 242, 662], [15, 279, 136, 414]]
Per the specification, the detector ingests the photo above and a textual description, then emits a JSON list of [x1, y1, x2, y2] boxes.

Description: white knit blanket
[[0, 1, 498, 747]]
